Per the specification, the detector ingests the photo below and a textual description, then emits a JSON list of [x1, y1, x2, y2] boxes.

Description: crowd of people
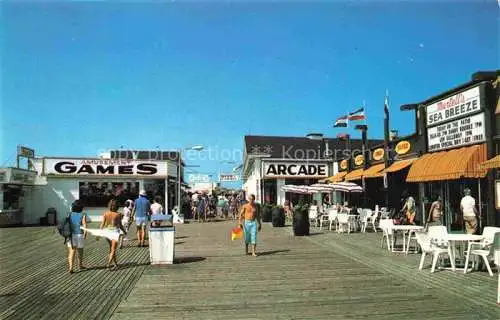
[[185, 191, 246, 222]]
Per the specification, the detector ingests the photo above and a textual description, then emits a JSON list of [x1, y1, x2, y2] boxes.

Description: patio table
[[391, 225, 424, 253], [442, 234, 484, 272]]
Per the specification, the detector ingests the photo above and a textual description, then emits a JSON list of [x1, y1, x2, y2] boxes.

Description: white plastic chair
[[379, 207, 389, 219], [464, 229, 500, 276], [379, 219, 394, 251], [320, 209, 337, 231], [337, 213, 351, 234], [361, 209, 373, 233], [309, 206, 319, 228], [415, 231, 452, 273], [364, 209, 378, 233]]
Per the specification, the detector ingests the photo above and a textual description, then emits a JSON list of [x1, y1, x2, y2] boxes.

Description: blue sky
[[1, 1, 498, 187]]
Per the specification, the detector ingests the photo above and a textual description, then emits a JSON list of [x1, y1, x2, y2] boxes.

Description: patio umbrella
[[281, 185, 314, 194], [326, 182, 363, 193]]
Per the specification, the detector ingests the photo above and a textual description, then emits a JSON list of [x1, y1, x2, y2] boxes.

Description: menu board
[[427, 112, 485, 152]]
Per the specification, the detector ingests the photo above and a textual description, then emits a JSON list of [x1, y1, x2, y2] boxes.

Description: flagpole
[[363, 100, 367, 126], [383, 89, 390, 208]]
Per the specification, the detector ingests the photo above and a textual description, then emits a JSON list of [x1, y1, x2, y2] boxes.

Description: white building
[[242, 134, 382, 206], [0, 150, 183, 226]]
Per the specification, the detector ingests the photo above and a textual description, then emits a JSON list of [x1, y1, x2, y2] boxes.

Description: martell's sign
[[426, 86, 481, 126], [340, 160, 348, 170], [264, 162, 328, 178], [354, 155, 364, 166], [44, 159, 168, 176], [395, 141, 411, 155], [372, 148, 385, 161]]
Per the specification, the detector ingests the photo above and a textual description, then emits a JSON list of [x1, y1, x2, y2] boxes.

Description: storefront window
[[263, 179, 277, 204], [2, 185, 22, 210], [79, 182, 139, 208]]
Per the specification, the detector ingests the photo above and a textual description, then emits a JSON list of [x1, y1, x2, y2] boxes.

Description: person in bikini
[[100, 199, 127, 270], [239, 194, 262, 256]]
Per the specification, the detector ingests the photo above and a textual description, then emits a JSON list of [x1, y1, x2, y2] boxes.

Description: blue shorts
[[244, 220, 257, 245], [136, 217, 148, 228]]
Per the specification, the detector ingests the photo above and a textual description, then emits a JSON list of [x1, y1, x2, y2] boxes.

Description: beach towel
[[80, 227, 121, 241]]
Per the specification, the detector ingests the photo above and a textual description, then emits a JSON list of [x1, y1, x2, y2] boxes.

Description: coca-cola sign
[[426, 86, 481, 127]]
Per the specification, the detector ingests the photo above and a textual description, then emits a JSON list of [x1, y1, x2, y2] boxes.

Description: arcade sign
[[264, 162, 328, 178], [426, 86, 481, 126], [44, 159, 169, 176], [372, 148, 385, 161], [395, 141, 411, 155]]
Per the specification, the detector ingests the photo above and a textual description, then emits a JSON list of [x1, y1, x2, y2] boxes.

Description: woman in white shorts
[[100, 199, 127, 270], [67, 200, 88, 274], [119, 199, 133, 249]]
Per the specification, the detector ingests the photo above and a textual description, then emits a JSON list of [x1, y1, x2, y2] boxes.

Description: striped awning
[[407, 144, 487, 182], [370, 158, 417, 178], [344, 168, 363, 181], [322, 171, 347, 183], [362, 163, 386, 179], [481, 155, 500, 170]]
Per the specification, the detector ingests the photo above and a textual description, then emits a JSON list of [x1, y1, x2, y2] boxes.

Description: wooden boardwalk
[[0, 221, 499, 319]]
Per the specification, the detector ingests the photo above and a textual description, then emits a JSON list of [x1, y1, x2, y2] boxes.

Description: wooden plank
[[1, 221, 499, 319], [110, 222, 499, 319]]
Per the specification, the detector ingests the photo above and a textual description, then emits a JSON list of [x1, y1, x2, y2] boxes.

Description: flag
[[336, 133, 349, 139], [347, 108, 365, 121], [333, 115, 348, 127]]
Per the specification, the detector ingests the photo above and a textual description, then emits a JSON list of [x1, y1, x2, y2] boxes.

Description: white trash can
[[149, 215, 175, 265]]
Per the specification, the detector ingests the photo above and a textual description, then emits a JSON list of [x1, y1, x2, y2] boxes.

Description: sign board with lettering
[[354, 155, 364, 166], [340, 160, 348, 171], [263, 162, 328, 178], [395, 141, 411, 155], [426, 86, 481, 126], [187, 174, 211, 183], [18, 146, 35, 158], [0, 168, 37, 185], [220, 174, 240, 182], [372, 148, 385, 161], [43, 159, 169, 177], [427, 112, 486, 152]]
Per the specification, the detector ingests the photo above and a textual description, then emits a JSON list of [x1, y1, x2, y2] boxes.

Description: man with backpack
[[59, 200, 88, 274]]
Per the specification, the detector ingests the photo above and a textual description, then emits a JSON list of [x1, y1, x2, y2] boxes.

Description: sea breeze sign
[[44, 159, 168, 176], [372, 148, 385, 161], [264, 162, 328, 178], [427, 112, 486, 152], [395, 141, 411, 155], [426, 86, 481, 126], [220, 174, 240, 182]]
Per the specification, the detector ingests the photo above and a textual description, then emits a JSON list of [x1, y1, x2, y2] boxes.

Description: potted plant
[[261, 204, 273, 222], [292, 200, 310, 236], [271, 205, 285, 227]]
